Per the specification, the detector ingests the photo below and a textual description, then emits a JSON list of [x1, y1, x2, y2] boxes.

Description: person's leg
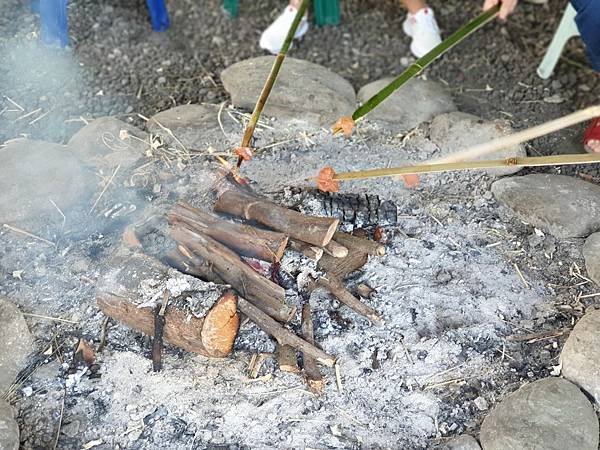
[[259, 1, 309, 54], [401, 0, 441, 58], [402, 0, 427, 14]]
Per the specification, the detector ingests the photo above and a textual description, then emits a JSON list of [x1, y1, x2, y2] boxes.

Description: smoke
[[0, 1, 87, 144]]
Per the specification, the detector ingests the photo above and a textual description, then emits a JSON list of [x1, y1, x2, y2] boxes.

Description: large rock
[[491, 174, 600, 238], [583, 233, 600, 285], [560, 309, 600, 404], [429, 112, 526, 176], [444, 434, 481, 450], [479, 377, 598, 450], [0, 298, 33, 396], [0, 139, 93, 223], [67, 116, 149, 169], [0, 399, 19, 450], [146, 104, 238, 152], [357, 77, 456, 132], [221, 56, 355, 126]]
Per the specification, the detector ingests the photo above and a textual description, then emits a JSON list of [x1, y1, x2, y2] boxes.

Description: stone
[[583, 233, 600, 285], [0, 139, 93, 224], [491, 174, 600, 238], [0, 399, 19, 450], [221, 56, 355, 126], [67, 116, 149, 169], [444, 435, 481, 450], [429, 112, 526, 176], [479, 377, 598, 450], [0, 298, 33, 396], [146, 104, 238, 152], [357, 77, 456, 132], [560, 309, 600, 403]]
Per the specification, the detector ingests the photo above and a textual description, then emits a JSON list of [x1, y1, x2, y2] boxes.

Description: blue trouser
[[570, 0, 600, 71]]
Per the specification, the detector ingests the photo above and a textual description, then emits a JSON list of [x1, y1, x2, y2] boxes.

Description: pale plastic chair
[[537, 3, 579, 79]]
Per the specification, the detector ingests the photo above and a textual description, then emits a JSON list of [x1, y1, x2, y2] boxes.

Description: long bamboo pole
[[237, 0, 310, 167]]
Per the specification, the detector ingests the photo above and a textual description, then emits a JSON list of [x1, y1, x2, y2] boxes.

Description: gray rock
[[0, 399, 19, 450], [0, 139, 93, 224], [146, 104, 238, 152], [479, 377, 598, 450], [560, 309, 600, 404], [429, 112, 526, 176], [67, 116, 149, 169], [357, 77, 456, 132], [444, 434, 481, 450], [583, 233, 600, 285], [491, 174, 600, 238], [221, 56, 355, 126], [0, 298, 33, 396]]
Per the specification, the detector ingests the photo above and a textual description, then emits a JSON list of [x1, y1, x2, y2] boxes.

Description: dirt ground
[[1, 0, 600, 449]]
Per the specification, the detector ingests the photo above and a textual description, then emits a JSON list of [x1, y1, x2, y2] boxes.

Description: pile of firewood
[[97, 173, 386, 393]]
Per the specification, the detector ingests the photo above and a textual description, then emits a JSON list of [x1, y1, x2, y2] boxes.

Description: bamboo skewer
[[331, 153, 600, 182]]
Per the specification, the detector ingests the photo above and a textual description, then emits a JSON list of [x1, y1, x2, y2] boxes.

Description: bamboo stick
[[328, 153, 600, 183], [237, 0, 311, 167]]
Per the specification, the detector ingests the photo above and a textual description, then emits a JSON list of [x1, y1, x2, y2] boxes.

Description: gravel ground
[[1, 0, 598, 145]]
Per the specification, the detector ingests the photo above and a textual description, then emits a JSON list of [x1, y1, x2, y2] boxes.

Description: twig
[[15, 108, 41, 121], [2, 224, 55, 246], [21, 313, 77, 324], [49, 199, 66, 229], [89, 164, 121, 215], [217, 101, 227, 137], [152, 290, 169, 372], [53, 388, 66, 450], [97, 316, 110, 353], [4, 96, 24, 111], [29, 110, 50, 126], [301, 303, 324, 395], [513, 262, 531, 289]]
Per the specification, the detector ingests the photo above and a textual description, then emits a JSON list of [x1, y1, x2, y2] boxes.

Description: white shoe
[[402, 7, 442, 58], [259, 6, 309, 54]]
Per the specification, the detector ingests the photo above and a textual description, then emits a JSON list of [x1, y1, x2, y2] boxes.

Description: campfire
[[97, 171, 388, 392]]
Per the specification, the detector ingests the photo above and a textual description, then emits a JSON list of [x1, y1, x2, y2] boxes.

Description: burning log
[[238, 299, 336, 367], [288, 239, 324, 261], [214, 175, 339, 247], [276, 344, 300, 373], [311, 275, 384, 325], [301, 303, 325, 395], [97, 291, 239, 358], [170, 226, 296, 323], [169, 202, 288, 263]]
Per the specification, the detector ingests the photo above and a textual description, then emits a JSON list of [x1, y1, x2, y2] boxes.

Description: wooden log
[[301, 303, 325, 395], [288, 239, 324, 261], [163, 246, 224, 284], [214, 179, 339, 247], [333, 232, 386, 257], [238, 299, 336, 367], [169, 202, 288, 263], [311, 276, 384, 325], [276, 344, 300, 373], [323, 240, 348, 258], [170, 226, 296, 323], [97, 291, 239, 358], [317, 248, 368, 279]]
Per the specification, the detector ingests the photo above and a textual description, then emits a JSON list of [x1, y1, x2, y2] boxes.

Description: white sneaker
[[402, 7, 442, 58], [259, 6, 309, 54]]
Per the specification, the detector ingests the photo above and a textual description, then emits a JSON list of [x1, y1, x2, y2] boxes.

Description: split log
[[169, 202, 288, 263], [288, 239, 324, 261], [301, 303, 325, 395], [170, 226, 296, 323], [97, 291, 239, 358], [311, 276, 384, 325], [276, 344, 300, 373], [214, 176, 339, 247], [323, 240, 348, 258], [238, 299, 336, 367], [333, 232, 386, 257], [318, 248, 368, 279]]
